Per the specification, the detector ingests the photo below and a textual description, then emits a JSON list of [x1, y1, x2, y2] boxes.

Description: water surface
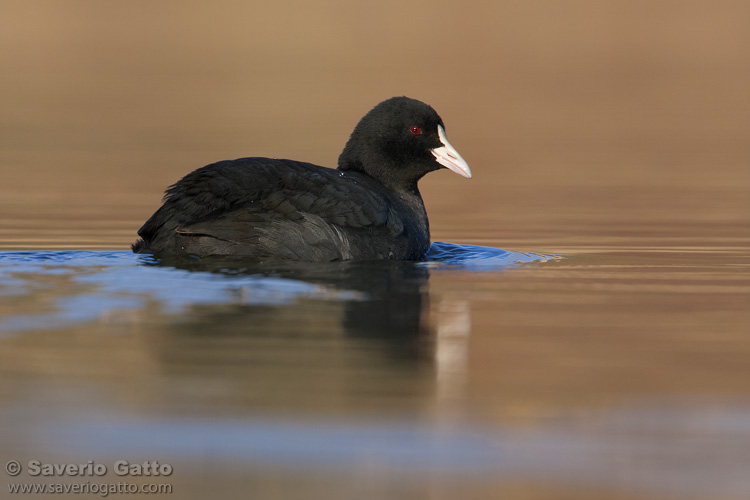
[[2, 243, 749, 499]]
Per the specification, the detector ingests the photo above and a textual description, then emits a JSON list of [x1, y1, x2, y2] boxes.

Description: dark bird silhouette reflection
[[150, 254, 430, 339], [140, 255, 438, 415]]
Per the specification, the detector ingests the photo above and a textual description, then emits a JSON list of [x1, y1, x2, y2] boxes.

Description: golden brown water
[[2, 2, 750, 499]]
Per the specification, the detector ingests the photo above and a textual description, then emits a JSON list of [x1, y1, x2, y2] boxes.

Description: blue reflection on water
[[52, 415, 509, 471], [0, 244, 556, 334], [426, 241, 557, 269], [11, 403, 750, 496]]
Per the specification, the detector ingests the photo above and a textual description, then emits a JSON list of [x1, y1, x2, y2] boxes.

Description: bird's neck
[[338, 161, 426, 194], [394, 185, 430, 247]]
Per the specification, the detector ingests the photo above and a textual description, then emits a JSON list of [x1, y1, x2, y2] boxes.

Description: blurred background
[[2, 1, 750, 499], [1, 0, 748, 250]]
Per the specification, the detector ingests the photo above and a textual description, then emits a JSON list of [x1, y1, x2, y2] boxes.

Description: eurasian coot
[[132, 97, 471, 261]]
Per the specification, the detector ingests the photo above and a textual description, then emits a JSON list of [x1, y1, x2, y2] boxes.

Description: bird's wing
[[138, 158, 401, 259]]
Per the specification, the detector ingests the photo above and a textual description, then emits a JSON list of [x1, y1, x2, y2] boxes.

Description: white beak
[[431, 125, 472, 179]]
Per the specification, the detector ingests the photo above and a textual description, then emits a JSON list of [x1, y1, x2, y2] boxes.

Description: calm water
[[2, 242, 749, 499], [3, 1, 750, 499]]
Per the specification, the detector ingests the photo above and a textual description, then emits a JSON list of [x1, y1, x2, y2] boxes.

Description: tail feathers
[[131, 239, 148, 253]]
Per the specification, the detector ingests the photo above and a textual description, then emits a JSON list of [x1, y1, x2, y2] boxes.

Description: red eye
[[410, 126, 421, 135]]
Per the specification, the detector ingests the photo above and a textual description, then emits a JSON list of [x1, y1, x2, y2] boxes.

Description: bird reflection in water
[[141, 255, 472, 415]]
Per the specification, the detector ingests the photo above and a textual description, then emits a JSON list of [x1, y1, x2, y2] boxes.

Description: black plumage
[[132, 96, 471, 261]]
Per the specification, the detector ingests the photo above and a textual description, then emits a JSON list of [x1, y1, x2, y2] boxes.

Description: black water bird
[[132, 97, 471, 261]]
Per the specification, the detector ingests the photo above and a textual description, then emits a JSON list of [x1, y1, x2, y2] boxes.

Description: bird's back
[[133, 158, 430, 261]]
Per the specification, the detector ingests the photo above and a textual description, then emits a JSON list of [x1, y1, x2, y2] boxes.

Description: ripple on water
[[426, 241, 559, 269], [0, 244, 556, 334]]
